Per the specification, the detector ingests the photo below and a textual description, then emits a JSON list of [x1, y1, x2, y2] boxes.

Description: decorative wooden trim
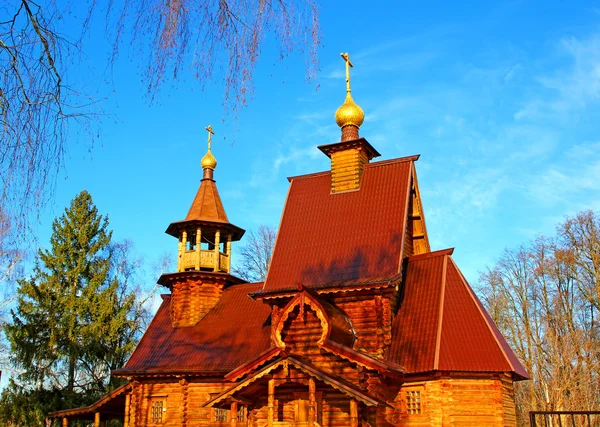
[[180, 377, 189, 427], [204, 357, 384, 408], [273, 291, 330, 348], [225, 347, 283, 382], [409, 163, 431, 253]]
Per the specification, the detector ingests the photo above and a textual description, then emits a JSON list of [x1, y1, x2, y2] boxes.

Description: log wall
[[386, 377, 518, 427], [330, 147, 369, 193], [331, 292, 396, 358], [170, 279, 224, 327]]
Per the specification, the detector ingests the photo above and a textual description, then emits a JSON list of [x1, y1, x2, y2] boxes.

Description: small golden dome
[[201, 150, 217, 170], [335, 92, 365, 129]]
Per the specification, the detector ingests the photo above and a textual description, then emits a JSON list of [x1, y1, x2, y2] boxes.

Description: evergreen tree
[[2, 190, 147, 426]]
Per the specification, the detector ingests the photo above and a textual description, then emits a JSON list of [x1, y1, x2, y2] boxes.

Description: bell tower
[[318, 53, 380, 193], [158, 126, 245, 327]]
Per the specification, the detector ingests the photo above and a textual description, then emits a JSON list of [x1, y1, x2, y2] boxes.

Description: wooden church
[[52, 54, 528, 427]]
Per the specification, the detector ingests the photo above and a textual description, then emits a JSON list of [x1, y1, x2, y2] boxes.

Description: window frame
[[402, 385, 425, 416], [148, 395, 168, 424]]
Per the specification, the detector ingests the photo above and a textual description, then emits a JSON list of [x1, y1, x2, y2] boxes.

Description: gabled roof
[[49, 383, 132, 420], [114, 283, 271, 375], [385, 249, 529, 380], [263, 156, 417, 292], [205, 357, 386, 408]]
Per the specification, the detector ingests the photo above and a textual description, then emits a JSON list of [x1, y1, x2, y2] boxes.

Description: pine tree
[[2, 190, 146, 425]]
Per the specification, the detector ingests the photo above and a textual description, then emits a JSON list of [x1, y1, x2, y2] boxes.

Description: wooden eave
[[112, 367, 230, 378], [157, 270, 246, 288], [49, 382, 132, 420], [401, 370, 523, 382], [317, 137, 381, 160], [225, 347, 286, 382], [165, 218, 245, 240], [205, 357, 386, 408], [320, 340, 405, 379], [250, 276, 400, 300]]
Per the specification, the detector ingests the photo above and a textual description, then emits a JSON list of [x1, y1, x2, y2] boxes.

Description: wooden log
[[268, 379, 275, 427], [124, 393, 130, 427], [231, 402, 238, 427], [350, 399, 358, 427], [308, 378, 315, 427]]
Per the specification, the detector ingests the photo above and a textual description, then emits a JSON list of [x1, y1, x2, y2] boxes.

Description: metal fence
[[530, 411, 600, 427]]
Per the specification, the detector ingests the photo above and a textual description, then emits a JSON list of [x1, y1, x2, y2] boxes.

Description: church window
[[214, 408, 228, 422], [150, 399, 166, 423], [406, 389, 422, 415]]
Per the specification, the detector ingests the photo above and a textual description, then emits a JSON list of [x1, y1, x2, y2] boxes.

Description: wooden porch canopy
[[204, 356, 386, 408], [49, 382, 132, 426]]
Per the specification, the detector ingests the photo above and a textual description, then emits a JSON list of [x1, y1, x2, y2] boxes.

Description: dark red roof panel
[[118, 283, 271, 374], [263, 158, 413, 291], [186, 178, 229, 222], [386, 250, 528, 379], [440, 259, 528, 378], [386, 250, 446, 373]]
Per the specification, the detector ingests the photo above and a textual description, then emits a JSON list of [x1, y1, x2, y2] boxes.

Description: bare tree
[[1, 0, 320, 240], [478, 210, 600, 424], [0, 208, 23, 374], [233, 224, 276, 282]]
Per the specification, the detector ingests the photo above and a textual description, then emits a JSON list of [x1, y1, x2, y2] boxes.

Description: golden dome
[[335, 92, 365, 129], [201, 150, 217, 170]]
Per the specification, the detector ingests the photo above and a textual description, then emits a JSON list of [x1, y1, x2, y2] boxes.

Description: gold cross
[[340, 52, 353, 93], [205, 125, 215, 151]]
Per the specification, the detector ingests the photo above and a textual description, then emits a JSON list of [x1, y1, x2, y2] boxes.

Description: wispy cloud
[[515, 34, 600, 120]]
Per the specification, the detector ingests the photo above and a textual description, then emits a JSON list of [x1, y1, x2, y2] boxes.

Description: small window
[[237, 406, 245, 422], [150, 400, 165, 423], [214, 408, 229, 422], [406, 390, 422, 415]]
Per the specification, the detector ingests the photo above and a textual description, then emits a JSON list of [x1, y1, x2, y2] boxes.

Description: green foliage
[[0, 190, 147, 426]]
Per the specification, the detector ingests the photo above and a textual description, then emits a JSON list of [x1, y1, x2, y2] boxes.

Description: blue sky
[[33, 0, 600, 297]]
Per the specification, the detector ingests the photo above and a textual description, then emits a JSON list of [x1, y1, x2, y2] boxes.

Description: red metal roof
[[385, 249, 528, 379], [186, 178, 229, 222], [263, 157, 415, 291], [115, 283, 271, 375]]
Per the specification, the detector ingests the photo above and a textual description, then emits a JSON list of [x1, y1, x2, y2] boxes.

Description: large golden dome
[[335, 92, 364, 129], [201, 150, 217, 170]]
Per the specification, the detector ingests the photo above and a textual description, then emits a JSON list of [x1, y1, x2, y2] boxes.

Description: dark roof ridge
[[367, 154, 420, 168], [285, 154, 420, 183], [409, 248, 454, 261]]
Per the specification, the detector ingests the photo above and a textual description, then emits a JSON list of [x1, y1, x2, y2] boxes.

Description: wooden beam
[[268, 378, 275, 427], [350, 399, 358, 427], [62, 417, 69, 427], [308, 377, 316, 427], [230, 401, 238, 427], [214, 230, 221, 271], [195, 228, 202, 270], [94, 412, 100, 427], [124, 394, 131, 427]]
